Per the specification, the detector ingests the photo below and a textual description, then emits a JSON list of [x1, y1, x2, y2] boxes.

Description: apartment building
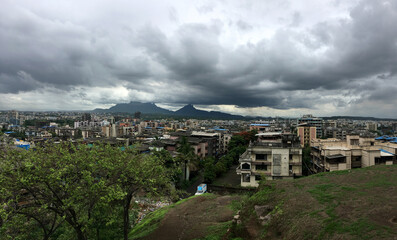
[[298, 115, 323, 138], [297, 124, 316, 146], [311, 135, 396, 172], [236, 132, 302, 187]]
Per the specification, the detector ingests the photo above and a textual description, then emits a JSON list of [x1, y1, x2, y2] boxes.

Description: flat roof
[[255, 132, 282, 136], [250, 123, 269, 126], [326, 154, 345, 159], [324, 146, 350, 150]]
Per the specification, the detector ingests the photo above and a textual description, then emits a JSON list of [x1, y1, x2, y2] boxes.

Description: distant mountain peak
[[93, 101, 172, 114], [180, 104, 195, 109], [93, 101, 247, 119]]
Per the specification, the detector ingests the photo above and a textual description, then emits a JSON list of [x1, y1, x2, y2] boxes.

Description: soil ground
[[142, 194, 240, 240]]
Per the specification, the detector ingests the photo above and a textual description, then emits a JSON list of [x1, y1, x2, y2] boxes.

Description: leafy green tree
[[0, 143, 107, 240], [102, 145, 174, 240], [202, 157, 216, 183], [75, 129, 83, 139], [177, 136, 196, 180], [228, 135, 246, 150], [0, 143, 174, 240], [152, 149, 182, 182], [302, 145, 313, 176]]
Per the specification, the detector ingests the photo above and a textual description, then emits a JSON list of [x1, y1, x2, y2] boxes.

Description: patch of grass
[[308, 182, 392, 239], [174, 194, 199, 206], [247, 186, 274, 205], [129, 206, 171, 239], [307, 184, 336, 204], [340, 186, 357, 192], [228, 195, 248, 213], [196, 221, 233, 240], [364, 174, 394, 188], [130, 194, 214, 239]]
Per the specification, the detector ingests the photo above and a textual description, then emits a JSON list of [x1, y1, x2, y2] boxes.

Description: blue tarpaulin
[[375, 135, 388, 140], [379, 148, 395, 155], [17, 144, 30, 150]]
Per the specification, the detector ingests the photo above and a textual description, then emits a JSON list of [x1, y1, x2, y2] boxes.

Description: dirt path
[[143, 195, 239, 240]]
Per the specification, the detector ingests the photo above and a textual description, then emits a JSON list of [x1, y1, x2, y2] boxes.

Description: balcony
[[252, 161, 272, 166], [289, 162, 302, 166], [290, 150, 301, 155], [236, 165, 251, 174]]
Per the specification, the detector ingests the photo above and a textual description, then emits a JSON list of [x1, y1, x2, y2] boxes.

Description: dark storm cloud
[[0, 71, 44, 93], [133, 0, 397, 108], [1, 0, 397, 113]]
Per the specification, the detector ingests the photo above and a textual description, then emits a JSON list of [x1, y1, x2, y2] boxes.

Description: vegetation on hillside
[[202, 131, 256, 183], [0, 143, 178, 240], [234, 165, 397, 239]]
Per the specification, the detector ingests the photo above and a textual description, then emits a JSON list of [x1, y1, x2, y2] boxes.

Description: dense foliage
[[0, 143, 177, 240], [203, 132, 254, 183]]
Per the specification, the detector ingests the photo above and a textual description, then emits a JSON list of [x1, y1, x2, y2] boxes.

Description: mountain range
[[93, 102, 246, 119], [93, 102, 397, 121]]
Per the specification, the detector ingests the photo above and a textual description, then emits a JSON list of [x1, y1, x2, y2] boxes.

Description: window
[[256, 164, 267, 171], [242, 173, 250, 182], [289, 165, 293, 172], [256, 154, 267, 160], [242, 163, 251, 170], [255, 175, 262, 181]]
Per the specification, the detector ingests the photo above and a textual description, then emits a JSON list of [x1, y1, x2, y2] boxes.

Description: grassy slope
[[130, 193, 243, 240], [129, 195, 199, 239], [238, 165, 397, 240]]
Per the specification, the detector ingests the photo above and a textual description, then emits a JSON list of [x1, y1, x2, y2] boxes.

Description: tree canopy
[[0, 142, 176, 240]]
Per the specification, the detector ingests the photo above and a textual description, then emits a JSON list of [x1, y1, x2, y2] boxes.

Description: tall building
[[366, 122, 377, 132], [236, 132, 302, 187], [298, 114, 323, 138], [297, 125, 316, 147], [82, 113, 92, 122]]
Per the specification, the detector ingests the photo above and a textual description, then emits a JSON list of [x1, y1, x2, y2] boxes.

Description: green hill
[[236, 165, 397, 239], [129, 165, 397, 240]]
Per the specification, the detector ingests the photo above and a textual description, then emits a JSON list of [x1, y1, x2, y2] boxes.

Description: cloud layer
[[1, 0, 397, 117]]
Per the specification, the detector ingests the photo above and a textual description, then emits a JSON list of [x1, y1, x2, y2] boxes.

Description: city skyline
[[1, 0, 397, 117]]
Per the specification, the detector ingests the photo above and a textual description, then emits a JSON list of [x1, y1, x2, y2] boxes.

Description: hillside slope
[[129, 194, 241, 240], [129, 166, 397, 240], [237, 165, 397, 239]]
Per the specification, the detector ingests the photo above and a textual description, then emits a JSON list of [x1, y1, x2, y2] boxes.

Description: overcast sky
[[1, 0, 397, 117]]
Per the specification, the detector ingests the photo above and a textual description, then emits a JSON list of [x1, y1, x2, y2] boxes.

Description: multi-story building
[[249, 123, 270, 132], [236, 132, 302, 187], [298, 115, 323, 138], [366, 122, 378, 132], [311, 135, 396, 172], [297, 125, 316, 147]]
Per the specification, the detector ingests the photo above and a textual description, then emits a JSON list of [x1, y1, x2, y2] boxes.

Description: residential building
[[236, 132, 302, 187], [366, 122, 378, 132], [311, 135, 396, 172], [298, 115, 323, 138], [249, 123, 270, 132], [297, 125, 316, 147]]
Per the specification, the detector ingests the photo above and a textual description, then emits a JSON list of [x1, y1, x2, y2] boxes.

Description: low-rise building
[[311, 135, 396, 172]]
